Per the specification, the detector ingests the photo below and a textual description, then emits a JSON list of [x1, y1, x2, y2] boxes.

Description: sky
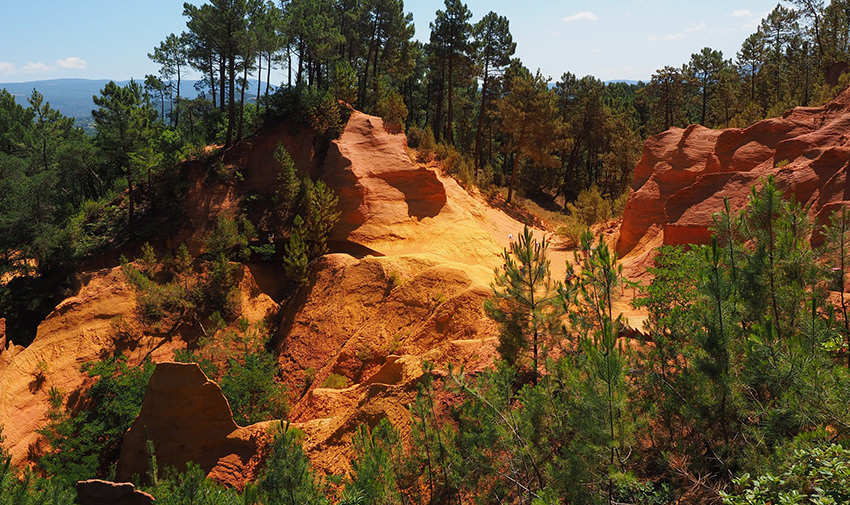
[[0, 0, 786, 84]]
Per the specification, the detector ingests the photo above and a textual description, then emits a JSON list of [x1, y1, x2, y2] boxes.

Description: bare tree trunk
[[226, 55, 236, 147], [474, 60, 490, 176], [507, 142, 523, 203], [239, 60, 249, 140]]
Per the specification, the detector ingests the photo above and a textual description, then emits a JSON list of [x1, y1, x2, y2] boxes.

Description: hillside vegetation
[[2, 1, 850, 505]]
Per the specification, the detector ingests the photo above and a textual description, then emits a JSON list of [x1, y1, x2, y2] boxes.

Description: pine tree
[[495, 69, 562, 203], [472, 11, 515, 174], [428, 0, 473, 144], [92, 80, 157, 239], [261, 423, 328, 505], [485, 225, 561, 384]]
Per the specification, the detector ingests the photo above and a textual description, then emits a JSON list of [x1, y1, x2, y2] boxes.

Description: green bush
[[435, 143, 474, 186], [722, 444, 850, 505], [266, 85, 345, 139], [260, 423, 328, 505], [345, 419, 404, 505], [406, 125, 434, 151], [556, 215, 588, 248], [67, 194, 123, 258], [219, 352, 289, 426], [38, 357, 156, 482], [374, 87, 408, 127], [322, 373, 348, 389], [122, 254, 190, 323], [204, 214, 256, 263], [151, 462, 245, 505], [612, 191, 629, 217], [196, 253, 240, 319], [566, 186, 611, 226]]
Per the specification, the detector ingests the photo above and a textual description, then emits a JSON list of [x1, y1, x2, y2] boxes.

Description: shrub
[[274, 143, 300, 223], [139, 281, 188, 322], [67, 194, 124, 258], [329, 61, 358, 105], [345, 419, 404, 505], [152, 461, 244, 504], [38, 357, 156, 482], [322, 373, 348, 389], [266, 85, 345, 139], [407, 125, 436, 159], [204, 214, 256, 263], [220, 351, 289, 425], [282, 216, 309, 285], [260, 423, 328, 505], [566, 186, 612, 226], [196, 253, 240, 319], [612, 192, 629, 217], [556, 215, 588, 248], [436, 143, 474, 186], [374, 87, 408, 127], [722, 444, 850, 505], [173, 349, 220, 380]]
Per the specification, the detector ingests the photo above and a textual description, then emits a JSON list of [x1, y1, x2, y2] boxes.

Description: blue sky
[[1, 0, 784, 84]]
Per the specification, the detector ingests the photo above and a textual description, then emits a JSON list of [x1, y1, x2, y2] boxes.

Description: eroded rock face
[[275, 252, 500, 476], [0, 264, 276, 468], [117, 362, 273, 488], [617, 88, 850, 262], [0, 268, 138, 466], [320, 111, 506, 266], [76, 479, 154, 505]]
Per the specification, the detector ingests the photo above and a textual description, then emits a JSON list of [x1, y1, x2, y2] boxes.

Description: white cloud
[[587, 48, 601, 54], [732, 8, 768, 29], [56, 57, 87, 70], [0, 62, 15, 76], [562, 11, 598, 22], [21, 62, 49, 74], [647, 33, 685, 42], [688, 22, 707, 32]]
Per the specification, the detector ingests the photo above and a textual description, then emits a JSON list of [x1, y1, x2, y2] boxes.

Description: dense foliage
[[37, 358, 156, 483]]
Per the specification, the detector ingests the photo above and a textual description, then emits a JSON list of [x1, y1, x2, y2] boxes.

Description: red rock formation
[[117, 362, 273, 488], [617, 88, 850, 261], [76, 479, 154, 505]]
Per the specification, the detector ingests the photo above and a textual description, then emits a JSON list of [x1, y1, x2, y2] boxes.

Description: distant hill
[[0, 78, 268, 130], [1, 79, 127, 129], [604, 79, 643, 86]]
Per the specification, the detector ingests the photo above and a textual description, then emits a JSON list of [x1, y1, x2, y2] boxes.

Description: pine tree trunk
[[175, 64, 182, 127], [220, 54, 227, 113], [257, 54, 262, 105], [226, 55, 236, 147], [507, 142, 523, 203], [474, 61, 489, 176], [239, 60, 248, 141]]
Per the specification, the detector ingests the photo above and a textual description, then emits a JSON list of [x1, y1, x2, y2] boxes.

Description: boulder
[[116, 362, 272, 488]]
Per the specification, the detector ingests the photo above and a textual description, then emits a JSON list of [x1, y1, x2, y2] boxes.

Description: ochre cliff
[[617, 88, 850, 268], [0, 266, 276, 467]]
